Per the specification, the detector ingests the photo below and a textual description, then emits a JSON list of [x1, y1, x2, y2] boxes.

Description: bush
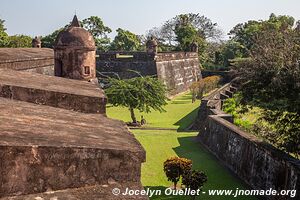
[[190, 76, 221, 101], [223, 94, 253, 131], [105, 76, 167, 124], [224, 95, 300, 157], [182, 170, 208, 199], [255, 110, 300, 157], [179, 157, 193, 173], [163, 157, 192, 189]]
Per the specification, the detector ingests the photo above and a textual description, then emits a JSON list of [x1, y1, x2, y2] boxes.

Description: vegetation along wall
[[196, 83, 300, 200]]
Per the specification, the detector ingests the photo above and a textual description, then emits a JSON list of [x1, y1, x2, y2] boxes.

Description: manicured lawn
[[107, 92, 257, 200], [107, 93, 199, 130], [133, 130, 256, 200]]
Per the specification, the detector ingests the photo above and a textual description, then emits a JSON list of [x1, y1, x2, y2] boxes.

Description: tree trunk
[[173, 181, 177, 190], [129, 107, 137, 123]]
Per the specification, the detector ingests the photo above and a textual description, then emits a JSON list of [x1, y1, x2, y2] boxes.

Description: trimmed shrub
[[163, 157, 192, 189], [182, 170, 208, 199], [190, 76, 221, 101]]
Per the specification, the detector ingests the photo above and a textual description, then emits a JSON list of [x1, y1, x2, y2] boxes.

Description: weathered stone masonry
[[0, 97, 145, 198], [195, 84, 300, 200], [156, 52, 200, 95], [96, 52, 157, 79], [0, 15, 148, 200], [0, 48, 54, 75], [97, 51, 201, 95]]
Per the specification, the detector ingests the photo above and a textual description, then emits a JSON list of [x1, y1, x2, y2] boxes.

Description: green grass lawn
[[107, 93, 257, 200], [107, 93, 199, 130]]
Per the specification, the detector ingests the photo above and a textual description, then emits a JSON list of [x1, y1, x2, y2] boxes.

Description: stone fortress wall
[[97, 51, 201, 96], [0, 15, 148, 200], [194, 83, 300, 200], [0, 49, 201, 96], [96, 52, 157, 79]]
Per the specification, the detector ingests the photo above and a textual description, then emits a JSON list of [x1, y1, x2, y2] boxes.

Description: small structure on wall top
[[32, 36, 42, 48], [54, 15, 96, 81], [146, 37, 158, 54], [190, 41, 198, 52]]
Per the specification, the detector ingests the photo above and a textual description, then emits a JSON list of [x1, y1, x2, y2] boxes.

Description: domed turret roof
[[146, 37, 158, 47], [54, 15, 95, 50], [191, 41, 198, 47], [32, 36, 41, 43]]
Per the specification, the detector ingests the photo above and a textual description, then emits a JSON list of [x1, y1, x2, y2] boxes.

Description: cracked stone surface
[[0, 98, 146, 197], [0, 182, 149, 200], [0, 69, 106, 113]]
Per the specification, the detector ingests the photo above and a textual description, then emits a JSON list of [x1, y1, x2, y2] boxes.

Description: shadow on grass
[[172, 137, 258, 200], [176, 94, 194, 100], [172, 136, 201, 162], [174, 107, 199, 131], [170, 100, 191, 105], [144, 186, 196, 200]]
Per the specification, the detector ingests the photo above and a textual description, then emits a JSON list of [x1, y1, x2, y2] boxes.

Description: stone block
[[0, 182, 149, 200], [0, 98, 146, 197], [0, 69, 106, 114]]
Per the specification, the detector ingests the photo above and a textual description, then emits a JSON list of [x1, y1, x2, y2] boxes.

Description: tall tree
[[7, 35, 32, 48], [0, 18, 9, 47], [147, 13, 222, 46], [146, 13, 222, 63], [41, 16, 111, 50], [229, 13, 295, 57], [234, 22, 300, 155], [105, 76, 167, 124], [110, 28, 141, 51], [173, 14, 208, 62], [82, 16, 112, 51], [174, 16, 199, 51], [41, 28, 64, 48]]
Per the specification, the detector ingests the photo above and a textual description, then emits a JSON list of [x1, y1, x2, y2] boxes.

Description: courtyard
[[107, 93, 258, 200]]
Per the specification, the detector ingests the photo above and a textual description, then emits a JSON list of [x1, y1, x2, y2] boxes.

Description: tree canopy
[[0, 19, 32, 48], [146, 13, 222, 63], [0, 19, 9, 47], [212, 13, 298, 68], [110, 28, 141, 51], [233, 17, 300, 156], [7, 35, 32, 48], [147, 13, 222, 45], [228, 13, 296, 57], [105, 76, 167, 124], [82, 16, 112, 51], [41, 16, 112, 50]]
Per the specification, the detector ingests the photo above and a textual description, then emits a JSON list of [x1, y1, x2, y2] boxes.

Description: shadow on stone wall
[[193, 82, 300, 200]]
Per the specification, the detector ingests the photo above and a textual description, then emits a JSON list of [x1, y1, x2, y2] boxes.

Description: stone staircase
[[192, 82, 238, 130]]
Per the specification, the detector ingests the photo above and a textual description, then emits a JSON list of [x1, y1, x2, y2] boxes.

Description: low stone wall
[[156, 52, 198, 61], [0, 58, 54, 74], [192, 83, 232, 130], [25, 64, 54, 76], [199, 115, 299, 199], [195, 83, 300, 199]]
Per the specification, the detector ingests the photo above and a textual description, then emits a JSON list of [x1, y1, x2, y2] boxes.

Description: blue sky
[[0, 0, 299, 38]]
